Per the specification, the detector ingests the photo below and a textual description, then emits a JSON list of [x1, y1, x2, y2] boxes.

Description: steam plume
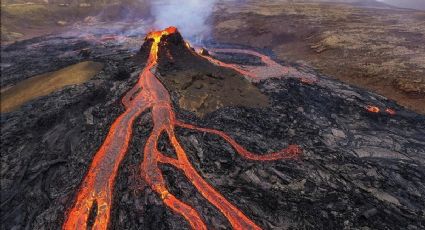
[[150, 0, 217, 42]]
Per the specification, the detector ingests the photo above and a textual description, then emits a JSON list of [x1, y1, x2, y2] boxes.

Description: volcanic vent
[[63, 27, 301, 230], [147, 28, 270, 117], [1, 27, 424, 230]]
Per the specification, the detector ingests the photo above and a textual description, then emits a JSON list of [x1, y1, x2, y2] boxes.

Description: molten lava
[[64, 27, 301, 230], [385, 108, 396, 116], [198, 48, 317, 83], [366, 105, 380, 113]]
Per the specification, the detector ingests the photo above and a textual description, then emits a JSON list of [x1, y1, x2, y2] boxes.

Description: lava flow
[[366, 105, 380, 113], [63, 27, 301, 230], [197, 47, 317, 83]]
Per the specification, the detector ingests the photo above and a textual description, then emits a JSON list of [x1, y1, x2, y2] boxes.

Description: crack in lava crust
[[63, 27, 301, 230]]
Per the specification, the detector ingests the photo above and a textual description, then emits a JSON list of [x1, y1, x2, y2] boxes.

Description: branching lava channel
[[63, 27, 301, 230]]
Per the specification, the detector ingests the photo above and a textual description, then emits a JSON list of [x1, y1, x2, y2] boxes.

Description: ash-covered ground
[[1, 34, 425, 229]]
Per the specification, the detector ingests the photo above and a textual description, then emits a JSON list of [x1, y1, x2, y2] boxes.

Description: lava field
[[1, 28, 425, 230]]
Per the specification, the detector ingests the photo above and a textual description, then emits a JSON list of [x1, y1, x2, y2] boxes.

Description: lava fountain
[[63, 27, 302, 230]]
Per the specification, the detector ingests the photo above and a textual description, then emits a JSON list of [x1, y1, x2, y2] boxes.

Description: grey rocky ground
[[1, 35, 425, 229]]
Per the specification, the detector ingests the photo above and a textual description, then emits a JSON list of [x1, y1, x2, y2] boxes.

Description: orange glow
[[385, 108, 396, 115], [176, 121, 301, 160], [199, 48, 318, 83], [300, 77, 316, 84], [64, 27, 301, 230], [366, 105, 380, 113], [100, 35, 122, 42]]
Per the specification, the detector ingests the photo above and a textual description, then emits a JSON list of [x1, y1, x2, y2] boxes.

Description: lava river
[[63, 27, 302, 230]]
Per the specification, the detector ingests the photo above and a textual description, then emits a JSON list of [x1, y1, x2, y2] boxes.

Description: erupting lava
[[63, 27, 301, 230]]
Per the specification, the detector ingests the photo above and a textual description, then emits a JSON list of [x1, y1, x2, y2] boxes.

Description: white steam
[[150, 0, 217, 42]]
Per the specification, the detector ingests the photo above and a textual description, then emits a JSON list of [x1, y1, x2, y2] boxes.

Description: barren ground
[[0, 61, 103, 113], [212, 1, 425, 114], [1, 31, 424, 229], [2, 1, 424, 114]]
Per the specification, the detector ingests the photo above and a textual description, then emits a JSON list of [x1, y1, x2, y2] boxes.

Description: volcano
[[1, 27, 425, 229]]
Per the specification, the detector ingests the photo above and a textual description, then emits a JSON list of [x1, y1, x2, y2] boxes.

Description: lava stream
[[199, 48, 317, 83], [64, 27, 301, 230]]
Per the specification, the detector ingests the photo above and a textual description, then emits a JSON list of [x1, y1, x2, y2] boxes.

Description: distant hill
[[377, 0, 425, 10], [237, 0, 393, 8], [276, 0, 424, 10]]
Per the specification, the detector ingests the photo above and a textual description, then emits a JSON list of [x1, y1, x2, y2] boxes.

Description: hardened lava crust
[[1, 31, 425, 229]]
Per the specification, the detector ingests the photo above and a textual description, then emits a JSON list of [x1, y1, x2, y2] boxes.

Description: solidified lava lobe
[[63, 27, 301, 230]]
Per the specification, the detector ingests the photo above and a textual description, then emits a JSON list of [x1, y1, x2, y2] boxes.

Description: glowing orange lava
[[385, 108, 396, 115], [64, 27, 301, 230], [366, 105, 380, 113], [199, 48, 317, 83]]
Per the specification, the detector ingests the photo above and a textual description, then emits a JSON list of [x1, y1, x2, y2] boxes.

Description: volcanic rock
[[0, 30, 424, 230], [199, 48, 210, 56], [144, 30, 269, 117]]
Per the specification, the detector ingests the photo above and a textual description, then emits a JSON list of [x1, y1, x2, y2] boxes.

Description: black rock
[[1, 33, 425, 230]]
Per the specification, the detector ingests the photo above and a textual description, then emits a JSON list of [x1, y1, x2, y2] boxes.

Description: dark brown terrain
[[212, 0, 425, 114], [2, 0, 424, 114]]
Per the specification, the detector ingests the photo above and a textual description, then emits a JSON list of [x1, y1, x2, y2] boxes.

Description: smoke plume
[[150, 0, 217, 42]]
